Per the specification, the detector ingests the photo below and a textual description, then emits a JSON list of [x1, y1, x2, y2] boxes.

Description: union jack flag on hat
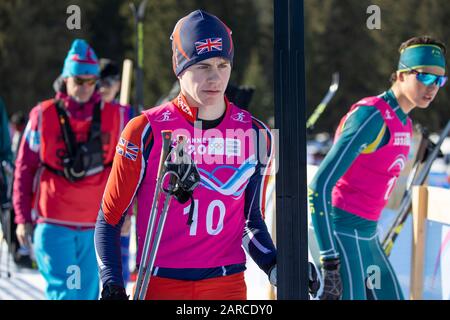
[[170, 10, 233, 76], [195, 38, 223, 55]]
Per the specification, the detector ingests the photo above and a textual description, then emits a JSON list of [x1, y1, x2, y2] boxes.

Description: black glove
[[100, 284, 129, 300], [320, 258, 342, 300], [308, 262, 321, 298]]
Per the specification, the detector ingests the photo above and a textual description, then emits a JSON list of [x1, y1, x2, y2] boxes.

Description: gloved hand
[[268, 265, 277, 287], [100, 284, 129, 300], [268, 262, 321, 295], [320, 258, 342, 300], [308, 261, 321, 298]]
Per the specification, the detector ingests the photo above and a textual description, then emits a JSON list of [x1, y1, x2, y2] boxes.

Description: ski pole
[[382, 120, 450, 256], [136, 181, 175, 300], [1, 160, 14, 278], [135, 135, 190, 299], [404, 125, 430, 191], [0, 216, 13, 278], [0, 231, 4, 278], [306, 72, 340, 131], [136, 135, 192, 299], [5, 207, 12, 278], [134, 130, 172, 300]]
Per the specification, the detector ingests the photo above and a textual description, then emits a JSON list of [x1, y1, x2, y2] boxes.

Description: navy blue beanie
[[170, 10, 234, 76]]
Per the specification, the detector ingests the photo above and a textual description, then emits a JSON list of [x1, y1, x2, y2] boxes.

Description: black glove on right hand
[[100, 284, 129, 300], [320, 258, 343, 300]]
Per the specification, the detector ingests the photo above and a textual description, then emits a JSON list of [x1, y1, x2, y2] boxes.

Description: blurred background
[[1, 0, 450, 132], [1, 0, 450, 300]]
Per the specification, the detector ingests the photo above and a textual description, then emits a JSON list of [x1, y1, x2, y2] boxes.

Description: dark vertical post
[[273, 0, 308, 299], [130, 0, 148, 113]]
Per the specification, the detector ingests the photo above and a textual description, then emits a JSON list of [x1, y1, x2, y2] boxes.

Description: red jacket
[[13, 92, 132, 227]]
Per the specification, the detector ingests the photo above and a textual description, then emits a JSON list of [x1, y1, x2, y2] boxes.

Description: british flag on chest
[[195, 38, 222, 55]]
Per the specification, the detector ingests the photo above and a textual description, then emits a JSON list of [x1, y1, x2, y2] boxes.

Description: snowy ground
[[0, 241, 46, 300], [0, 229, 272, 300], [5, 160, 447, 300]]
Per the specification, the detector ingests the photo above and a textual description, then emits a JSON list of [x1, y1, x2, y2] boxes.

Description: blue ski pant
[[33, 223, 99, 300]]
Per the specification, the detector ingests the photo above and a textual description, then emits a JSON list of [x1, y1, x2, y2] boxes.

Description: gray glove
[[268, 265, 277, 286]]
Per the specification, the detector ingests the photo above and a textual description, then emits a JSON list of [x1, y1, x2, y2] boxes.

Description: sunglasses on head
[[74, 77, 97, 86]]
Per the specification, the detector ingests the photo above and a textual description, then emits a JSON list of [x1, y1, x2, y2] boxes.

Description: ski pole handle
[[157, 131, 173, 180]]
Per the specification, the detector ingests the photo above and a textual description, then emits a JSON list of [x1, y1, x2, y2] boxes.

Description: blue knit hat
[[61, 39, 100, 78], [170, 10, 234, 76]]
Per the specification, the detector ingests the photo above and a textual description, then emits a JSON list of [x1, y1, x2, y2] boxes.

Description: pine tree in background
[[0, 1, 87, 113], [1, 0, 449, 132]]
